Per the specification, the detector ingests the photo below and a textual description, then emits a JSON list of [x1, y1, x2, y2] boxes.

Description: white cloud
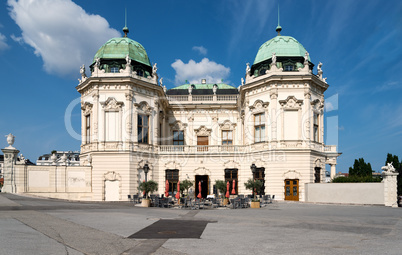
[[7, 0, 120, 77], [171, 58, 230, 85], [192, 46, 207, 55], [0, 33, 9, 51], [374, 81, 402, 93]]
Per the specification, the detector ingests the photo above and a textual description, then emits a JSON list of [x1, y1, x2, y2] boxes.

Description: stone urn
[[6, 133, 15, 148]]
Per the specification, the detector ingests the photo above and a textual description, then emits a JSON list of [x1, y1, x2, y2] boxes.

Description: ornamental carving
[[134, 101, 153, 114], [219, 120, 236, 130], [223, 160, 240, 169], [125, 92, 133, 101], [249, 99, 269, 113], [311, 99, 324, 113], [165, 161, 181, 170], [169, 120, 187, 130], [101, 97, 124, 111], [81, 102, 93, 115], [279, 96, 303, 110], [194, 125, 211, 136], [104, 171, 121, 181]]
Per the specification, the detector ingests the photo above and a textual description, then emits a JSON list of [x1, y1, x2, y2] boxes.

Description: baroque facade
[[75, 25, 341, 201]]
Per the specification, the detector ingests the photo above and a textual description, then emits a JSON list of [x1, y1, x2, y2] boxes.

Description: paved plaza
[[0, 193, 401, 255]]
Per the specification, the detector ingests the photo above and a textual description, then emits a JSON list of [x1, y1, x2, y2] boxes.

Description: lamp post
[[144, 164, 149, 182]]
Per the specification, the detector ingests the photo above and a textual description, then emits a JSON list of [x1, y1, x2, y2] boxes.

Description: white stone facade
[[75, 60, 340, 202]]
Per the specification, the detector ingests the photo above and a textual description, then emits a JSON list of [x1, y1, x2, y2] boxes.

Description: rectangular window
[[105, 111, 118, 141], [173, 131, 184, 145], [85, 115, 90, 144], [138, 115, 149, 144], [313, 113, 319, 142], [254, 113, 265, 143], [222, 130, 233, 145]]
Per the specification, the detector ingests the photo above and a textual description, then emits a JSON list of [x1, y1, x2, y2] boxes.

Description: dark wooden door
[[195, 175, 209, 198], [197, 136, 208, 151], [284, 179, 299, 201]]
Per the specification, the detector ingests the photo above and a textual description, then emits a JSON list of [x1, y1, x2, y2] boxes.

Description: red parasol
[[165, 180, 169, 197], [225, 181, 230, 198], [197, 181, 202, 198], [231, 180, 236, 195], [175, 181, 180, 199]]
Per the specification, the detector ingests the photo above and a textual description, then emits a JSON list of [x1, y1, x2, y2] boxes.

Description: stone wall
[[305, 183, 384, 205]]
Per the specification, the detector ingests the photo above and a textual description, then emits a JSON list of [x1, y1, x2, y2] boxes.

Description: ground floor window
[[253, 167, 265, 195], [166, 169, 179, 196], [225, 168, 238, 195], [314, 167, 321, 183]]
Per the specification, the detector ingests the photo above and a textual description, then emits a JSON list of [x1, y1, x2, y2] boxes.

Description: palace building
[[1, 24, 340, 202], [75, 23, 340, 202]]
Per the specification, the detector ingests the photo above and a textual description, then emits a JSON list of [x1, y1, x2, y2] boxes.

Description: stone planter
[[250, 201, 260, 208], [141, 199, 151, 207], [223, 198, 229, 205]]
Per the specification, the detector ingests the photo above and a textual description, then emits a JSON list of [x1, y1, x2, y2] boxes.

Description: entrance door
[[197, 136, 208, 151], [105, 180, 119, 201], [195, 175, 209, 198], [284, 179, 299, 201]]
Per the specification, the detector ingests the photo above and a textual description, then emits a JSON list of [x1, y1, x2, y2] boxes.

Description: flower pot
[[141, 199, 151, 207], [250, 201, 260, 208]]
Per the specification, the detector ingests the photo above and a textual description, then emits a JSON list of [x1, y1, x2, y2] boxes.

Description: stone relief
[[279, 96, 303, 110], [101, 97, 124, 110], [194, 125, 212, 136], [81, 102, 93, 115]]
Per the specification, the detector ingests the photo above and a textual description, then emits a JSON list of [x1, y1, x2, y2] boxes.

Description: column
[[303, 90, 311, 141], [1, 147, 20, 193], [381, 171, 399, 207], [330, 164, 336, 179], [92, 91, 99, 142], [270, 89, 278, 142], [153, 100, 159, 146], [125, 92, 133, 144]]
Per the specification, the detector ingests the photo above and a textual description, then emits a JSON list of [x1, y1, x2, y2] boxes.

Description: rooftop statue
[[152, 63, 157, 75], [125, 54, 131, 66], [95, 57, 100, 68], [241, 77, 244, 85], [304, 52, 309, 63], [246, 63, 250, 75], [272, 52, 277, 65], [80, 64, 86, 77], [159, 77, 163, 86], [317, 62, 323, 73]]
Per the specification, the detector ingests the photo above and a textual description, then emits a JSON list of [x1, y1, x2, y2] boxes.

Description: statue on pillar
[[382, 162, 396, 173]]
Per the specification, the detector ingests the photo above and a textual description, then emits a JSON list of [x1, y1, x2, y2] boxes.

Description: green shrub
[[332, 175, 382, 183]]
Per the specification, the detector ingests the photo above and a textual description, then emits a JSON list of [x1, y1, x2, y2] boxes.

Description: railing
[[167, 95, 188, 101], [217, 95, 238, 101], [81, 141, 338, 154], [193, 95, 213, 101], [166, 94, 238, 103]]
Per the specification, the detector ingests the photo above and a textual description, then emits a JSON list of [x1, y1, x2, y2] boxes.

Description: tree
[[244, 178, 263, 201], [179, 179, 193, 197], [138, 180, 158, 199], [349, 158, 373, 177], [385, 153, 402, 196], [215, 180, 227, 199]]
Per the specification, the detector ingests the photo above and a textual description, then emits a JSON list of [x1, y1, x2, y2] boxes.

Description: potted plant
[[244, 178, 263, 208], [180, 179, 193, 197], [138, 180, 158, 207], [215, 180, 228, 205]]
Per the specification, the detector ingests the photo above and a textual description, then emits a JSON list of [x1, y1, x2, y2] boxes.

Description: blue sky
[[0, 0, 401, 173]]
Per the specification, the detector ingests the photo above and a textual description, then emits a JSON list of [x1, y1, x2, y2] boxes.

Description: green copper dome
[[93, 37, 151, 67], [253, 36, 310, 65]]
